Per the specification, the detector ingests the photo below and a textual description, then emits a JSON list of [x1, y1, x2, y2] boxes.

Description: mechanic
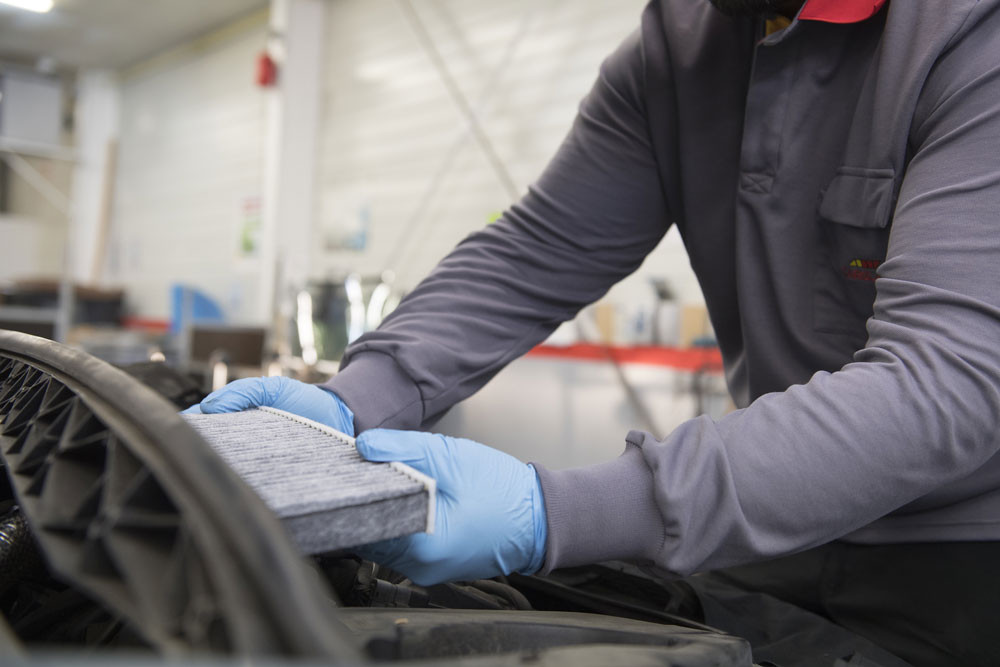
[[187, 1, 1000, 664]]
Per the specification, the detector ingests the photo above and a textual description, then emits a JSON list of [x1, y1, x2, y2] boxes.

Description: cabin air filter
[[182, 407, 435, 555]]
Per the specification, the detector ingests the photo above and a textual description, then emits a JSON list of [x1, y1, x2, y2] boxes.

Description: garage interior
[[1, 1, 988, 666]]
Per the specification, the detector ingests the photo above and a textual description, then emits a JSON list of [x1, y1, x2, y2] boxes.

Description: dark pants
[[699, 541, 1000, 667]]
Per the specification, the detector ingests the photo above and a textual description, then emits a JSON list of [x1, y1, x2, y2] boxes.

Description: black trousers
[[697, 541, 1000, 667]]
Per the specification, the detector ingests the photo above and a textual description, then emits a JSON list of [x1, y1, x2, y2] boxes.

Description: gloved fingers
[[273, 383, 354, 435], [185, 376, 355, 435], [354, 533, 452, 586], [180, 403, 203, 414], [356, 429, 438, 470], [353, 535, 411, 567], [352, 431, 546, 585], [199, 376, 274, 413]]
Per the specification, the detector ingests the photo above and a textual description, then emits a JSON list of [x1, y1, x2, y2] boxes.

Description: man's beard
[[708, 0, 780, 17]]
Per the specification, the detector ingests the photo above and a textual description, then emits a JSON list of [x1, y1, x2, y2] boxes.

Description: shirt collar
[[798, 0, 888, 24]]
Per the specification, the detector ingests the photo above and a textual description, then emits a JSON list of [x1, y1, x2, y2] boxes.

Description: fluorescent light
[[0, 0, 53, 13]]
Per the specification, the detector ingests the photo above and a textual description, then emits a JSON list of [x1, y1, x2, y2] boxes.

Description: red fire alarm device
[[256, 51, 278, 87]]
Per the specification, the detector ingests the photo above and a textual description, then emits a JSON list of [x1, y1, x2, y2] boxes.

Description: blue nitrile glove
[[354, 429, 547, 586], [181, 376, 354, 436]]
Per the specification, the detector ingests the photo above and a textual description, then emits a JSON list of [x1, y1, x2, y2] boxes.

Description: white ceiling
[[0, 0, 268, 70]]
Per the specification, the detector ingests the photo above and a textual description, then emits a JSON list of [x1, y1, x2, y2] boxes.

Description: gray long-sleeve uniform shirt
[[325, 0, 1000, 577]]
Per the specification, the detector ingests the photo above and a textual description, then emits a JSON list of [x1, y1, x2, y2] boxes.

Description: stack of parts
[[182, 407, 435, 555]]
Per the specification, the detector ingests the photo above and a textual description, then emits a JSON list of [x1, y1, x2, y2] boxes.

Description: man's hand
[[182, 377, 355, 436], [354, 429, 547, 586]]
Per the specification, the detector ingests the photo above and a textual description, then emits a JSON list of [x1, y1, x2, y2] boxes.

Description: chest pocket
[[814, 167, 895, 343]]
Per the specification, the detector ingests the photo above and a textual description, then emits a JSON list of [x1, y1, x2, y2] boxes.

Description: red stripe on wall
[[527, 343, 722, 372], [122, 316, 170, 332]]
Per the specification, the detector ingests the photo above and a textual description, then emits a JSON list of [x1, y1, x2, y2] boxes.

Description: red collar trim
[[798, 0, 887, 24]]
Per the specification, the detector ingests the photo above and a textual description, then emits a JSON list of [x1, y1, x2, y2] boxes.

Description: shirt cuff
[[320, 352, 424, 432], [533, 442, 665, 573]]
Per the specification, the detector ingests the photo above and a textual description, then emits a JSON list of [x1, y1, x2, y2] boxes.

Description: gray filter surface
[[182, 407, 435, 554]]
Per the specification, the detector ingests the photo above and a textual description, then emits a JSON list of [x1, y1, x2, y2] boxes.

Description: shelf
[[0, 305, 58, 323]]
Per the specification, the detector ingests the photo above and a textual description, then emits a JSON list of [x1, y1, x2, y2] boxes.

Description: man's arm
[[538, 2, 1000, 577], [324, 29, 671, 432]]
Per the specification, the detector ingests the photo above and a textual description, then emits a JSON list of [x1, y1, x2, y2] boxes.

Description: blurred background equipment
[[291, 272, 402, 369], [186, 324, 268, 391]]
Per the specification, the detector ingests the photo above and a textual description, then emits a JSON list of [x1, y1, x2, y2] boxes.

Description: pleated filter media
[[182, 407, 435, 555]]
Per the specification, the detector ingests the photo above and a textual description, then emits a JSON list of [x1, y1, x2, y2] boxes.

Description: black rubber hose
[[0, 508, 44, 595], [467, 579, 534, 610]]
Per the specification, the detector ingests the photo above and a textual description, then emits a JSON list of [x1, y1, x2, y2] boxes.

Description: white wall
[[313, 0, 703, 314], [109, 16, 269, 323], [104, 0, 705, 332], [71, 69, 120, 285], [0, 215, 66, 282], [0, 152, 71, 283], [311, 1, 714, 458]]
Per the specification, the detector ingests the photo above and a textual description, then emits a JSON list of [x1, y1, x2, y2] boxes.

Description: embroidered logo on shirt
[[841, 258, 881, 282]]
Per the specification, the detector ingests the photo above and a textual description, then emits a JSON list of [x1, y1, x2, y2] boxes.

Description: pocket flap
[[818, 168, 896, 229]]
